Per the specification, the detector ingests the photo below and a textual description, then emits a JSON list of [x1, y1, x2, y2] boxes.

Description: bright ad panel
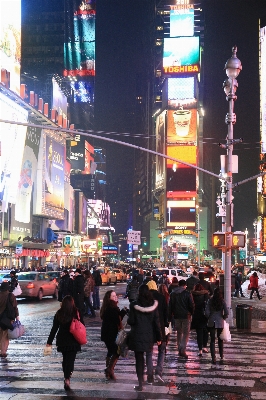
[[70, 80, 95, 103], [155, 111, 166, 190], [166, 167, 196, 192], [70, 134, 85, 171], [0, 0, 21, 94], [170, 9, 194, 37], [167, 108, 197, 144], [167, 145, 196, 168], [167, 206, 196, 224], [163, 37, 200, 75], [87, 199, 110, 229], [168, 77, 195, 107], [260, 26, 266, 153], [0, 92, 28, 208], [33, 129, 65, 219], [64, 0, 96, 77], [52, 78, 68, 119]]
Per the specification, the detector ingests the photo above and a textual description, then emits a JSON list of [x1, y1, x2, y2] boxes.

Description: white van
[[156, 268, 188, 283]]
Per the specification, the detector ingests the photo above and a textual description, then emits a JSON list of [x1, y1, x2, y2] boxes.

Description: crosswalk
[[1, 309, 266, 399]]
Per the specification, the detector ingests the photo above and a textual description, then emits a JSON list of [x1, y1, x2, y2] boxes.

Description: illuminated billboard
[[52, 78, 68, 119], [0, 92, 28, 208], [87, 199, 111, 229], [163, 37, 200, 76], [70, 134, 85, 171], [33, 129, 65, 219], [260, 26, 266, 153], [166, 167, 196, 193], [167, 108, 197, 144], [167, 145, 196, 168], [166, 206, 196, 227], [70, 80, 95, 103], [64, 0, 96, 77], [168, 77, 196, 107], [155, 111, 166, 190], [0, 0, 21, 94], [170, 9, 194, 37]]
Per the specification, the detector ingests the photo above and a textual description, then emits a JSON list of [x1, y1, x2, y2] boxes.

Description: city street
[[0, 284, 266, 399]]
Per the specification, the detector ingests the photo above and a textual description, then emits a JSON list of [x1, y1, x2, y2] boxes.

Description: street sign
[[127, 230, 141, 245]]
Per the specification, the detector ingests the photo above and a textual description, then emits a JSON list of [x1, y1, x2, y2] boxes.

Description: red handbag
[[69, 313, 87, 345]]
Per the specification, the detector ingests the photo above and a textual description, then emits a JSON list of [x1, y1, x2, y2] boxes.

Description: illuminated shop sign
[[170, 0, 194, 10], [170, 9, 194, 37], [163, 37, 200, 76]]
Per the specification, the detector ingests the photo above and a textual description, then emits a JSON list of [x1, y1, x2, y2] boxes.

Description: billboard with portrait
[[0, 0, 21, 94], [163, 37, 199, 76], [170, 8, 194, 37], [0, 92, 28, 209], [167, 108, 197, 144], [33, 129, 65, 219], [155, 111, 166, 190]]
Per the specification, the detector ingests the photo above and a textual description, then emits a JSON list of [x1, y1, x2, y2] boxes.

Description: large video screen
[[0, 0, 21, 94], [170, 9, 194, 37], [163, 37, 200, 75], [167, 145, 196, 168], [155, 111, 166, 190], [166, 167, 196, 192], [260, 26, 266, 153], [168, 77, 195, 106], [167, 108, 197, 144], [70, 79, 95, 103]]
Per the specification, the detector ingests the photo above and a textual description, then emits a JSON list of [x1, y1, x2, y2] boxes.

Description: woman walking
[[191, 283, 209, 356], [205, 287, 228, 364], [249, 271, 262, 300], [127, 284, 162, 392], [100, 290, 127, 381], [0, 282, 19, 357], [83, 270, 96, 317], [46, 295, 82, 391]]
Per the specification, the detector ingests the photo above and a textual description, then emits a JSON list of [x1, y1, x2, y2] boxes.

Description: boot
[[106, 354, 119, 381], [210, 343, 216, 364], [104, 357, 110, 379], [218, 340, 223, 359]]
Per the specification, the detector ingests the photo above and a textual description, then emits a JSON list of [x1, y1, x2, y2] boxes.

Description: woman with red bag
[[249, 271, 262, 300], [46, 295, 82, 391]]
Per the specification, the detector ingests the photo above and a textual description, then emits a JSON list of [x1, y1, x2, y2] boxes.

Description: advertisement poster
[[163, 37, 199, 75], [170, 9, 194, 37], [167, 108, 197, 144], [0, 0, 21, 94], [155, 111, 166, 190], [0, 92, 28, 209], [70, 134, 85, 171]]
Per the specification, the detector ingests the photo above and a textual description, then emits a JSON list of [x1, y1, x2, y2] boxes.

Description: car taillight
[[27, 282, 34, 289]]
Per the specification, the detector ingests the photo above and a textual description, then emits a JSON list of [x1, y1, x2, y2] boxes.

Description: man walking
[[168, 279, 195, 358], [92, 266, 102, 310], [73, 268, 85, 323], [186, 270, 199, 292], [233, 271, 245, 297]]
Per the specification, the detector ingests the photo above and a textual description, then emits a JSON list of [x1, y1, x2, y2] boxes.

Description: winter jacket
[[199, 278, 213, 295], [168, 286, 195, 320], [186, 275, 200, 292], [58, 274, 73, 302], [84, 276, 95, 297], [149, 289, 168, 342], [127, 299, 162, 352], [47, 311, 81, 353], [205, 298, 228, 329], [0, 291, 19, 318], [249, 275, 258, 289], [126, 279, 139, 301], [168, 282, 179, 294], [191, 289, 209, 329], [101, 302, 127, 343], [92, 269, 102, 286], [73, 274, 85, 311]]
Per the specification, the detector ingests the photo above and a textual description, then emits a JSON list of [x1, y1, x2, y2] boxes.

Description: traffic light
[[212, 232, 226, 247], [232, 232, 245, 248]]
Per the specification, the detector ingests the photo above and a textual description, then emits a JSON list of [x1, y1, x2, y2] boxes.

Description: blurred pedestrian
[[205, 287, 228, 364], [152, 270, 159, 284], [9, 270, 18, 292], [83, 270, 96, 318], [233, 271, 245, 298], [46, 295, 81, 391], [126, 275, 139, 302], [137, 268, 144, 284], [158, 272, 170, 287], [92, 266, 102, 310], [168, 276, 179, 294], [127, 284, 162, 392], [146, 280, 168, 384], [249, 271, 262, 300], [100, 290, 127, 381], [0, 282, 19, 357], [73, 268, 85, 323], [199, 272, 213, 295], [58, 270, 73, 303], [168, 279, 195, 358], [186, 270, 199, 292], [191, 283, 209, 356]]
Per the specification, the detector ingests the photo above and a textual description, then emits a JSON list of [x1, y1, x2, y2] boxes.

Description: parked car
[[16, 271, 58, 300], [156, 268, 189, 283], [0, 271, 11, 284], [98, 268, 117, 285], [112, 268, 127, 282]]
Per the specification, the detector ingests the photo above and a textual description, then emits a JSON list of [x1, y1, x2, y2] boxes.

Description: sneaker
[[155, 374, 164, 384]]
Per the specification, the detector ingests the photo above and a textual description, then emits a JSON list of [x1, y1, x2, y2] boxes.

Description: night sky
[[94, 0, 266, 238]]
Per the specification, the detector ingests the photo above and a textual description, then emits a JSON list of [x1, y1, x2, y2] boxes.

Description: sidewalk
[[231, 296, 266, 334]]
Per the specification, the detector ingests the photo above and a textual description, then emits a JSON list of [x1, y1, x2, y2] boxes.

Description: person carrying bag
[[0, 282, 19, 357]]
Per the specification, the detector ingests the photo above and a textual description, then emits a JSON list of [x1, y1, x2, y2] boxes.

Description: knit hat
[[147, 280, 157, 291]]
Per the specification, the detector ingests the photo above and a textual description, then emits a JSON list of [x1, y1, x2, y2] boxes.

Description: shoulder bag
[[69, 312, 87, 345], [116, 322, 130, 358], [8, 321, 25, 339], [13, 283, 22, 297]]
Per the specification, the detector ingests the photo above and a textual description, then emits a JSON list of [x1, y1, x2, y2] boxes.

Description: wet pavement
[[0, 288, 266, 399]]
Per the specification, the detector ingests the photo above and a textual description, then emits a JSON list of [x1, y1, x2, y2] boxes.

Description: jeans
[[155, 341, 166, 376], [84, 296, 95, 316], [93, 286, 100, 309], [175, 318, 191, 352], [135, 351, 145, 385], [145, 350, 154, 379]]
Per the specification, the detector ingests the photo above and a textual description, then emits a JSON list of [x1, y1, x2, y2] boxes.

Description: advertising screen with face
[[0, 92, 28, 208], [170, 9, 194, 37], [163, 37, 199, 75], [0, 0, 21, 94]]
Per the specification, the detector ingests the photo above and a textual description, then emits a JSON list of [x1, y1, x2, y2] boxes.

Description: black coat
[[58, 274, 73, 302], [168, 287, 195, 320], [47, 312, 81, 353], [73, 274, 84, 311], [191, 289, 209, 329], [149, 289, 168, 342], [127, 300, 162, 352], [101, 303, 127, 343]]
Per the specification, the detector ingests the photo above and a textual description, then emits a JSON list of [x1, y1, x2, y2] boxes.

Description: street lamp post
[[245, 228, 248, 263], [118, 244, 121, 265], [222, 46, 242, 324]]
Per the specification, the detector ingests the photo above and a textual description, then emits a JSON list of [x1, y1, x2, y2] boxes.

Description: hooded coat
[[127, 299, 162, 352]]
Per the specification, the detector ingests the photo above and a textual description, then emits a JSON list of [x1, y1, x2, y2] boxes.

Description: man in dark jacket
[[186, 270, 199, 292], [126, 275, 139, 302], [146, 280, 168, 384], [58, 270, 73, 302], [73, 268, 85, 323], [199, 272, 213, 295], [92, 267, 102, 310], [168, 279, 195, 358]]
